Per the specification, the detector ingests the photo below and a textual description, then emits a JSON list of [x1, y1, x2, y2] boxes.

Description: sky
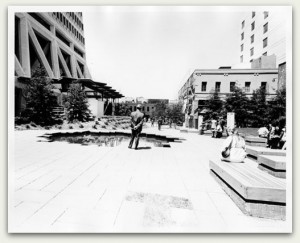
[[82, 6, 244, 100]]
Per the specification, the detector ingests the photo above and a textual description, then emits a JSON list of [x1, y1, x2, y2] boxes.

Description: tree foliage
[[153, 101, 168, 118], [114, 103, 131, 116], [268, 85, 286, 122], [205, 90, 223, 119], [248, 87, 269, 127], [64, 83, 91, 122], [22, 65, 57, 125], [166, 102, 185, 122], [224, 86, 250, 127]]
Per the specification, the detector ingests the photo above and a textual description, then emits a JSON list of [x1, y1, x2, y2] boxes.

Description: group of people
[[210, 118, 226, 138], [259, 122, 286, 149], [129, 105, 285, 162]]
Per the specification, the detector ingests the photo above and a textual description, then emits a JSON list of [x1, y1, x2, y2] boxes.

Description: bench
[[257, 155, 286, 178], [245, 136, 267, 147], [209, 159, 286, 220], [246, 146, 286, 161]]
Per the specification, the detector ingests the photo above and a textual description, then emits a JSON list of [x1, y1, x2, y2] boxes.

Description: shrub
[[22, 65, 58, 125], [64, 83, 91, 122]]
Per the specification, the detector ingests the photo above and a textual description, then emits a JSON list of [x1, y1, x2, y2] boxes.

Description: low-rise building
[[178, 66, 279, 128]]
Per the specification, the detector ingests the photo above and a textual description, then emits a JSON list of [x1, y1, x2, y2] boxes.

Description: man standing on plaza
[[128, 104, 144, 150]]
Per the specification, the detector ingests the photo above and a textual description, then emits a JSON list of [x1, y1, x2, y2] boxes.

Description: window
[[251, 21, 255, 31], [215, 82, 221, 92], [252, 11, 256, 18], [251, 34, 254, 43], [250, 47, 254, 56], [240, 55, 243, 63], [263, 23, 268, 33], [230, 82, 235, 92], [241, 32, 244, 40], [245, 82, 251, 92], [201, 82, 207, 92], [261, 82, 267, 91], [263, 37, 268, 48], [263, 51, 267, 56], [241, 44, 244, 52], [147, 107, 149, 112], [241, 20, 245, 29], [264, 11, 269, 19]]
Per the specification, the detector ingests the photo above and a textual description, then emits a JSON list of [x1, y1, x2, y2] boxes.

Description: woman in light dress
[[220, 128, 247, 163]]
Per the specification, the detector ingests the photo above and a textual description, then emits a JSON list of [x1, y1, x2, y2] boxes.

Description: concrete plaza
[[9, 124, 289, 233]]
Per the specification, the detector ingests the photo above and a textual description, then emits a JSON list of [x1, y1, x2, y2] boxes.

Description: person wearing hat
[[128, 104, 144, 149]]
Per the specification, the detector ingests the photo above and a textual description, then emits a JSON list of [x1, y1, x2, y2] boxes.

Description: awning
[[54, 77, 124, 99]]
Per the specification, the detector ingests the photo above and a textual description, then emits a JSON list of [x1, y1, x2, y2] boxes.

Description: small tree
[[115, 103, 131, 116], [64, 83, 91, 122], [22, 65, 57, 125], [166, 102, 185, 122], [224, 86, 250, 127], [153, 101, 167, 118], [249, 87, 269, 127], [268, 85, 286, 123], [205, 90, 223, 119]]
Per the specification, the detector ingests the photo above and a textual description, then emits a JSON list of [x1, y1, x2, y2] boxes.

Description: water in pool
[[48, 134, 172, 148]]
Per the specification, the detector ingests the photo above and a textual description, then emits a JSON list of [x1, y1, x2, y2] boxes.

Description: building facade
[[178, 68, 278, 128], [239, 11, 286, 66], [14, 12, 122, 117]]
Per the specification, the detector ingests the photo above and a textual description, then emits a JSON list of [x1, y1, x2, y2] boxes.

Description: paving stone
[[9, 126, 289, 232]]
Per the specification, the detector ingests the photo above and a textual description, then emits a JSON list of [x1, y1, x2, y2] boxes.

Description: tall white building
[[239, 10, 287, 66]]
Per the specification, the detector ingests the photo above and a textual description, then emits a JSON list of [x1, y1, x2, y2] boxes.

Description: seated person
[[220, 128, 247, 163], [258, 126, 269, 138], [279, 126, 286, 149], [269, 123, 281, 149]]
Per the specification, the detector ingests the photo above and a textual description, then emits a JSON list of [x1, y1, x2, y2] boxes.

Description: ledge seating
[[245, 136, 267, 147], [257, 155, 286, 179], [246, 146, 286, 161], [209, 158, 286, 220]]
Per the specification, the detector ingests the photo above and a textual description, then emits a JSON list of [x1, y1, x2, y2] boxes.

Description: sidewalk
[[9, 124, 289, 232]]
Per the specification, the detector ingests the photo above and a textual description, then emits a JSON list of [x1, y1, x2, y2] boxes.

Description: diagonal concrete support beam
[[18, 16, 31, 77], [76, 61, 84, 78], [15, 55, 26, 77], [57, 47, 72, 78], [28, 22, 54, 78]]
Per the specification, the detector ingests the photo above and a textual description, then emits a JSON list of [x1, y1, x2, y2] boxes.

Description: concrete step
[[257, 155, 286, 178]]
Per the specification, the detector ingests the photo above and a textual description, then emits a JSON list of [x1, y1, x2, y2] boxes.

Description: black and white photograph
[[8, 6, 292, 233]]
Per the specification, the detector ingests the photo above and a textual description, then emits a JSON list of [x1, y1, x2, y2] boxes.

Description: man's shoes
[[128, 146, 132, 149], [134, 147, 138, 150]]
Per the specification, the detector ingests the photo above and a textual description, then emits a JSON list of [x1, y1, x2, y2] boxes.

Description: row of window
[[240, 51, 267, 63], [240, 37, 268, 60], [241, 22, 268, 41], [241, 11, 269, 28], [65, 12, 83, 30], [200, 81, 267, 92], [52, 12, 85, 45]]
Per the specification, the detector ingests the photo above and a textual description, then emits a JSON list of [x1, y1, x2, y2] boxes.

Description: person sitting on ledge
[[220, 128, 247, 163]]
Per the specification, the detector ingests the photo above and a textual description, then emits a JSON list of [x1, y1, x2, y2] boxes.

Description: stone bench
[[209, 159, 286, 220], [257, 155, 286, 178], [245, 136, 267, 147], [246, 146, 286, 161]]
